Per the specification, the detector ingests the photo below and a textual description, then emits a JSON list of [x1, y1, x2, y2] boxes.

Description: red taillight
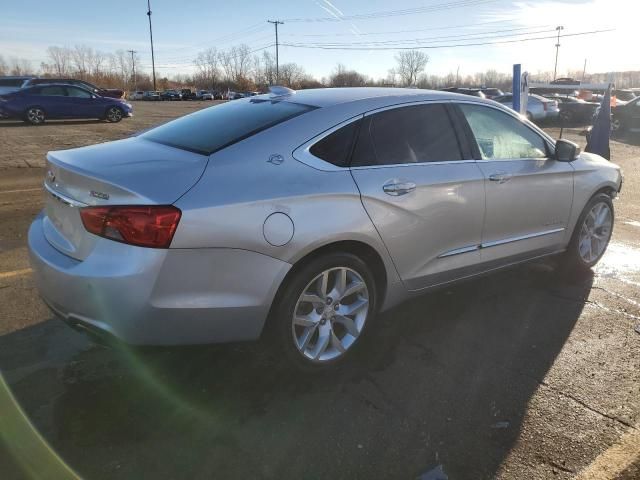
[[80, 205, 181, 248]]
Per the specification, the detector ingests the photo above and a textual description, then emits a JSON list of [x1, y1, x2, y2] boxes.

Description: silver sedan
[[29, 87, 622, 369]]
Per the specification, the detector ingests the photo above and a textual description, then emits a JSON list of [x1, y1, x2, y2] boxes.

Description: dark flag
[[585, 85, 611, 160]]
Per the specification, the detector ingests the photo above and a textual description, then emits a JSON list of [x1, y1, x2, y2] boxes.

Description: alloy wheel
[[106, 107, 123, 122], [27, 108, 45, 124], [578, 201, 612, 264], [292, 267, 369, 363]]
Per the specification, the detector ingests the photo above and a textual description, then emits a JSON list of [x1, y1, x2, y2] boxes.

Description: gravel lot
[[0, 101, 638, 479]]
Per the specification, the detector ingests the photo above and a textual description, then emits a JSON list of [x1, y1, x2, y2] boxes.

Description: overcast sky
[[0, 0, 630, 80]]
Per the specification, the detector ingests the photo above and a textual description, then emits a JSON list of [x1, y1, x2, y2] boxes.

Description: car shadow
[[0, 260, 593, 479], [0, 119, 105, 127]]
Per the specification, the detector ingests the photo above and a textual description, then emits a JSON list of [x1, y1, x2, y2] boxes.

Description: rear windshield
[[0, 79, 27, 87], [141, 98, 315, 155]]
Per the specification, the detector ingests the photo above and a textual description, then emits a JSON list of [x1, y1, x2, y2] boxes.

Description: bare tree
[[395, 50, 429, 86], [71, 45, 93, 79], [8, 57, 33, 75], [194, 48, 221, 89], [46, 46, 71, 76], [0, 55, 7, 76], [279, 62, 306, 88], [220, 44, 252, 84], [329, 63, 367, 87]]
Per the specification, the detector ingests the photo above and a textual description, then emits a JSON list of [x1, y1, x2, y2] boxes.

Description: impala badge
[[268, 154, 284, 165], [46, 170, 56, 184], [90, 190, 109, 200]]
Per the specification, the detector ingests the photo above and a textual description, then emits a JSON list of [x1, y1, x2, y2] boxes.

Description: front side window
[[66, 87, 92, 98], [351, 104, 462, 167], [40, 86, 66, 96], [459, 104, 548, 160], [141, 99, 315, 155]]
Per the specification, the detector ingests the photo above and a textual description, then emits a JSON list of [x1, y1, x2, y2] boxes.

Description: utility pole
[[268, 20, 284, 84], [127, 50, 137, 91], [146, 0, 157, 91], [582, 58, 587, 81], [455, 66, 460, 86], [553, 25, 564, 80]]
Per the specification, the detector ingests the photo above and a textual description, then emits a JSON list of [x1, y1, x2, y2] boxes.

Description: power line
[[280, 28, 614, 50], [288, 27, 559, 47], [139, 44, 275, 69], [282, 20, 550, 38], [282, 0, 497, 23]]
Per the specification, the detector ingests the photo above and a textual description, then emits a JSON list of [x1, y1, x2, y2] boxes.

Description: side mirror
[[555, 139, 580, 162]]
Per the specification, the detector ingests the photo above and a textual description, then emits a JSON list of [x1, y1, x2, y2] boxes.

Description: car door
[[455, 102, 574, 264], [349, 102, 486, 290], [64, 86, 98, 118], [33, 86, 68, 118], [627, 98, 640, 131]]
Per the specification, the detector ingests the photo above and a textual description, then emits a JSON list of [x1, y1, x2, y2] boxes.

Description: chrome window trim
[[294, 99, 471, 171], [44, 182, 87, 208]]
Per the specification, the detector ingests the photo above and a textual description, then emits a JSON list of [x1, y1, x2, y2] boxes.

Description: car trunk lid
[[43, 137, 208, 260]]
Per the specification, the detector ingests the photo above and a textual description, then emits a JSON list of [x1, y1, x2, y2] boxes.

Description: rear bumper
[[28, 213, 291, 345]]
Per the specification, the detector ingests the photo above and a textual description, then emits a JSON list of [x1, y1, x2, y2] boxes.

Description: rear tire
[[271, 252, 378, 371], [562, 193, 614, 273], [24, 107, 45, 125]]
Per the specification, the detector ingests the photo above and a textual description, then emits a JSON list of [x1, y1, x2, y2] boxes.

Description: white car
[[128, 91, 145, 101], [196, 90, 214, 100], [495, 94, 560, 121]]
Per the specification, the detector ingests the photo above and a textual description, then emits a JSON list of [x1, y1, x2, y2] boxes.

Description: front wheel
[[272, 253, 377, 370], [563, 193, 614, 272], [24, 107, 45, 125], [105, 106, 123, 123]]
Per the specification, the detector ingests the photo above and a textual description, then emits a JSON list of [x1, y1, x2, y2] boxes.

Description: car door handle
[[383, 181, 416, 196], [488, 172, 513, 184]]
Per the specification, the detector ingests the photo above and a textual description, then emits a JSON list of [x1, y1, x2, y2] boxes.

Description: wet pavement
[[1, 122, 639, 479]]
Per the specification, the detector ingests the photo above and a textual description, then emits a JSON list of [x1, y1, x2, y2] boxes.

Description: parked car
[[551, 77, 580, 85], [440, 87, 486, 98], [611, 96, 640, 133], [180, 89, 197, 100], [0, 83, 132, 124], [25, 78, 124, 99], [494, 93, 560, 121], [613, 89, 636, 102], [161, 90, 182, 101], [195, 90, 214, 100], [544, 95, 599, 124], [480, 87, 504, 99], [226, 91, 244, 100], [128, 91, 145, 101], [28, 87, 621, 369], [143, 91, 161, 101], [0, 76, 35, 95], [211, 90, 223, 100]]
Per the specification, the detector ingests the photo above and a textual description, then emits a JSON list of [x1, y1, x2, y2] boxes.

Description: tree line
[[2, 45, 639, 93]]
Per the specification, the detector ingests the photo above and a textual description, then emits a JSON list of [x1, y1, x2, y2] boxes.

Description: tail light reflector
[[80, 205, 181, 248]]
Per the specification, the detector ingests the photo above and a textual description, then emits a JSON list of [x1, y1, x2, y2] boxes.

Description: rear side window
[[141, 99, 316, 155], [67, 87, 92, 98], [351, 104, 462, 167], [40, 86, 66, 96], [309, 120, 359, 167]]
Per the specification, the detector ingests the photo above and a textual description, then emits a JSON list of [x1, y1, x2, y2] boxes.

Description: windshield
[[140, 99, 315, 155]]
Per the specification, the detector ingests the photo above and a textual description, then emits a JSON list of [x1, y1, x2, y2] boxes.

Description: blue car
[[0, 83, 133, 125]]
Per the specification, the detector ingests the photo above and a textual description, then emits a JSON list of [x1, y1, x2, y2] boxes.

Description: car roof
[[274, 87, 489, 108]]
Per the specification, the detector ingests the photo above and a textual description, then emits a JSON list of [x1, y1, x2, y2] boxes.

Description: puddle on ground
[[595, 242, 640, 286]]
